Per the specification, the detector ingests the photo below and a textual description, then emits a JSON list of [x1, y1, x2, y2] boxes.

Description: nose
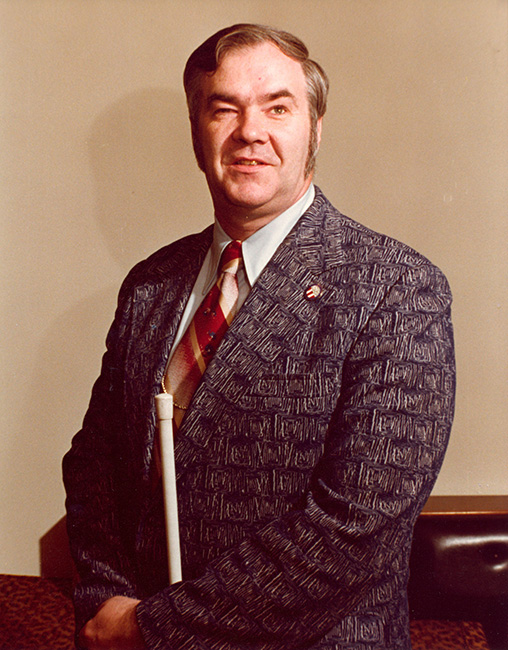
[[233, 108, 268, 144]]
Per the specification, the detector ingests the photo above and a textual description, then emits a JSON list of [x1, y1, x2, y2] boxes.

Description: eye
[[271, 105, 287, 115], [212, 105, 237, 118]]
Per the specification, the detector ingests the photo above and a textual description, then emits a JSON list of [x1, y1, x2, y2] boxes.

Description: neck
[[213, 179, 314, 241], [214, 211, 281, 241]]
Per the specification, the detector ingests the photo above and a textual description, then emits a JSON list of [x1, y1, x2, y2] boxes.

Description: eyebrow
[[206, 89, 298, 108]]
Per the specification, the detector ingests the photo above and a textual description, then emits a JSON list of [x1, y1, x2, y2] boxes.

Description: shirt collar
[[204, 184, 315, 293]]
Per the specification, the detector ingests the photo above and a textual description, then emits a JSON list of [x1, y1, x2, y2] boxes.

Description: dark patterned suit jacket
[[63, 188, 455, 649]]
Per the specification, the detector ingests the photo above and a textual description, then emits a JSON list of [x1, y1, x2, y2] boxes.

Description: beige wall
[[1, 0, 507, 575]]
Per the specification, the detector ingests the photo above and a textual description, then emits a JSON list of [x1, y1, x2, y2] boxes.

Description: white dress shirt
[[167, 184, 315, 362]]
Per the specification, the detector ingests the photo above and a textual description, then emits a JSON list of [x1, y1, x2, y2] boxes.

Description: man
[[63, 24, 455, 650]]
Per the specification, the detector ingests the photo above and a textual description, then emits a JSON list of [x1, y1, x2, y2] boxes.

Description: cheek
[[284, 136, 311, 173], [279, 122, 312, 163], [203, 126, 230, 163]]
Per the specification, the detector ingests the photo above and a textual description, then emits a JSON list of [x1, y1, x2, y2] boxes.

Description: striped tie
[[162, 239, 243, 427]]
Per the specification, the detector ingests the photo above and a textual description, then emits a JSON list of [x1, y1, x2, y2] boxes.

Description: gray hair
[[183, 24, 329, 176]]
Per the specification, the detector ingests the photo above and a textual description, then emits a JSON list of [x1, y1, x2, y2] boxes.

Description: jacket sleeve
[[136, 262, 456, 649], [62, 275, 140, 632]]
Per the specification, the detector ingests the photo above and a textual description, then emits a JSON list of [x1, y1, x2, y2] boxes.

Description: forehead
[[200, 42, 308, 103]]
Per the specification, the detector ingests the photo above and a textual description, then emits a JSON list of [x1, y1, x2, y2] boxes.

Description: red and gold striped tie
[[163, 239, 243, 427]]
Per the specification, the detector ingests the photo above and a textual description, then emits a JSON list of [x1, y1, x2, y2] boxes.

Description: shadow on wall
[[40, 88, 212, 578], [88, 86, 211, 268], [40, 516, 74, 579]]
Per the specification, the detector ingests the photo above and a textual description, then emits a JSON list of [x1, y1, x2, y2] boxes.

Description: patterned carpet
[[0, 576, 74, 650]]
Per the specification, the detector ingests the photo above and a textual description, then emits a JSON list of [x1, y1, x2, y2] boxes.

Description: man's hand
[[79, 596, 146, 650]]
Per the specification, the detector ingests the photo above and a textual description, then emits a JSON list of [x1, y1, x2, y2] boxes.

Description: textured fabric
[[62, 188, 455, 649], [164, 240, 242, 427], [409, 620, 490, 650], [1, 575, 490, 650], [0, 575, 75, 649]]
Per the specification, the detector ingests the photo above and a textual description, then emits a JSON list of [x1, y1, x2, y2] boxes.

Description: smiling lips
[[232, 157, 269, 167]]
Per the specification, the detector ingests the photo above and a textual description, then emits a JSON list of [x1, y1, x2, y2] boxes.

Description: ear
[[316, 117, 323, 148]]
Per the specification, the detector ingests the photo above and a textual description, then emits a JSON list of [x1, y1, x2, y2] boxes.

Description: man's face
[[196, 42, 321, 237]]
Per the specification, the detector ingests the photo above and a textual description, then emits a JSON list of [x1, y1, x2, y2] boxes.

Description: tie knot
[[220, 240, 243, 275]]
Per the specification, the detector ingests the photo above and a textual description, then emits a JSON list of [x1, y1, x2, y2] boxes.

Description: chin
[[225, 185, 275, 209]]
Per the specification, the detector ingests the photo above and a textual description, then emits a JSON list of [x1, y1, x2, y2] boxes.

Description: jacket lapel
[[176, 190, 345, 458], [124, 227, 213, 483]]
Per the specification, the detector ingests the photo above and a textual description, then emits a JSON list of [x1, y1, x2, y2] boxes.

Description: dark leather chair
[[408, 497, 508, 650]]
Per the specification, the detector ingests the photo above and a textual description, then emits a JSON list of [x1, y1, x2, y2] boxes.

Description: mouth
[[232, 157, 268, 167]]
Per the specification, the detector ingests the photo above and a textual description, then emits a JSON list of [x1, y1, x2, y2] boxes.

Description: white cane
[[155, 393, 182, 584]]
